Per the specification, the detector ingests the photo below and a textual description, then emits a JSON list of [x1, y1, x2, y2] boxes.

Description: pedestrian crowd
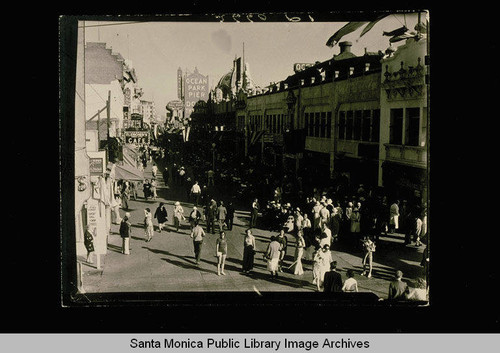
[[85, 137, 428, 301]]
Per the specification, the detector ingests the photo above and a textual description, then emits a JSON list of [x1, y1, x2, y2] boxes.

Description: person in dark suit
[[388, 270, 410, 301], [323, 261, 343, 293]]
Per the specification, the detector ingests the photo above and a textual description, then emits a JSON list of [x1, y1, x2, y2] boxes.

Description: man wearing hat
[[319, 202, 330, 229], [119, 212, 132, 255]]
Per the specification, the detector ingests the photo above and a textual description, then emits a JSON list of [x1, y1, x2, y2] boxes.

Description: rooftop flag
[[359, 14, 389, 38], [383, 26, 408, 37], [326, 22, 367, 48]]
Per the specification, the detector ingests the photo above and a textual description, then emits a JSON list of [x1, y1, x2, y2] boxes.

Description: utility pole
[[106, 90, 111, 139]]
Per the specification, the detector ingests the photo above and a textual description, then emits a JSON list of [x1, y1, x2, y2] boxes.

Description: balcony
[[384, 143, 427, 167]]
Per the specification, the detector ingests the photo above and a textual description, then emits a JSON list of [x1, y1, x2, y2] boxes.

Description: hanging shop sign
[[124, 130, 150, 145], [89, 158, 104, 176]]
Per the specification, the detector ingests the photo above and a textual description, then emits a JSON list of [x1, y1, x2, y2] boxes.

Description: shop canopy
[[122, 144, 140, 168], [114, 163, 144, 181]]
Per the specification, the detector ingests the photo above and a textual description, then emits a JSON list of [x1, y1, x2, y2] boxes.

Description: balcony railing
[[384, 143, 427, 166]]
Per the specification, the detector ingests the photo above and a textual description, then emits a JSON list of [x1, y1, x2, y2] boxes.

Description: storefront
[[381, 161, 428, 208]]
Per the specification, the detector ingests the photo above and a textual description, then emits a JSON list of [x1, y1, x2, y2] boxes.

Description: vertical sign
[[177, 68, 183, 100], [184, 68, 209, 119], [86, 198, 107, 255]]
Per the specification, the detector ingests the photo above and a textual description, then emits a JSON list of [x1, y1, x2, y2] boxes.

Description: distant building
[[140, 99, 156, 126]]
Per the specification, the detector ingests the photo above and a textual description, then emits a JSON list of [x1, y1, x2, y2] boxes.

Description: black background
[[5, 1, 499, 334]]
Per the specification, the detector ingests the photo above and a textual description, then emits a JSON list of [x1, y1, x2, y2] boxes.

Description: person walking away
[[319, 244, 333, 285], [225, 201, 235, 231], [301, 213, 312, 247], [242, 229, 256, 274], [121, 181, 130, 210], [162, 166, 169, 186], [154, 202, 168, 233], [179, 167, 186, 186], [144, 208, 154, 242], [413, 212, 423, 246], [323, 261, 343, 293], [294, 208, 304, 236], [151, 163, 158, 179], [83, 225, 95, 263], [343, 201, 353, 236], [388, 270, 410, 301], [350, 206, 361, 244], [319, 202, 330, 229], [217, 201, 227, 233], [319, 222, 333, 249], [361, 235, 376, 278], [190, 181, 202, 206], [330, 207, 340, 243], [389, 200, 400, 234], [215, 231, 228, 275], [130, 180, 137, 200], [342, 269, 359, 292], [150, 178, 158, 200], [119, 212, 132, 255], [111, 194, 122, 225], [173, 201, 185, 232], [265, 236, 282, 279], [189, 206, 202, 230], [205, 199, 217, 234], [276, 228, 288, 272], [312, 247, 324, 291], [250, 198, 259, 228], [293, 230, 306, 275], [207, 169, 215, 186], [143, 179, 151, 200], [312, 201, 322, 231], [190, 221, 206, 265]]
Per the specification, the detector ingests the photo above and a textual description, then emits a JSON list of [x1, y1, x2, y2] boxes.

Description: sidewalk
[[80, 159, 426, 298]]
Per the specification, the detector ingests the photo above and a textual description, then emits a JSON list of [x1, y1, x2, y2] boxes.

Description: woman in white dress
[[293, 230, 306, 275], [312, 244, 333, 291], [144, 208, 154, 242]]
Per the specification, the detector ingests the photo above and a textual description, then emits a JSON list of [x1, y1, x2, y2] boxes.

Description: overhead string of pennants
[[325, 13, 427, 48]]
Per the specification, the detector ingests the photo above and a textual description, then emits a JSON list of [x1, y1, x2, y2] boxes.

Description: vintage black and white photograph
[[61, 11, 430, 306]]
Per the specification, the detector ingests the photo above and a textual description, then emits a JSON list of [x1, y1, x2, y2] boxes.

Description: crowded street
[[80, 147, 427, 299], [72, 15, 429, 303]]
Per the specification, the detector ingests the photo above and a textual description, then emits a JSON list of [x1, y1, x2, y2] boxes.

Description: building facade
[[379, 36, 428, 206]]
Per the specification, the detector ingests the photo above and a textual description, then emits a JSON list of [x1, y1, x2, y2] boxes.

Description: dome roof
[[215, 71, 233, 99], [217, 71, 233, 90]]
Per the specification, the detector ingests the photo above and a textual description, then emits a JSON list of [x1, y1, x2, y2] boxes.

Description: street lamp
[[212, 143, 216, 171]]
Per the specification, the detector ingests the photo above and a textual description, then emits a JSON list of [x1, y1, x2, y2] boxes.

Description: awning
[[114, 163, 144, 181], [122, 144, 140, 169]]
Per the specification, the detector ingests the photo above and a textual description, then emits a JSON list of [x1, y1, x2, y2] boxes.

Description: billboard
[[293, 63, 315, 73], [184, 68, 208, 119]]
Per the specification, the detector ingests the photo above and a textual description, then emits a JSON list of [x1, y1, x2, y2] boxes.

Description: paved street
[[80, 161, 426, 299]]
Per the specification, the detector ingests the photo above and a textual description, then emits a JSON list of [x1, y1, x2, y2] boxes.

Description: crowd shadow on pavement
[[161, 258, 215, 275], [107, 243, 123, 254]]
